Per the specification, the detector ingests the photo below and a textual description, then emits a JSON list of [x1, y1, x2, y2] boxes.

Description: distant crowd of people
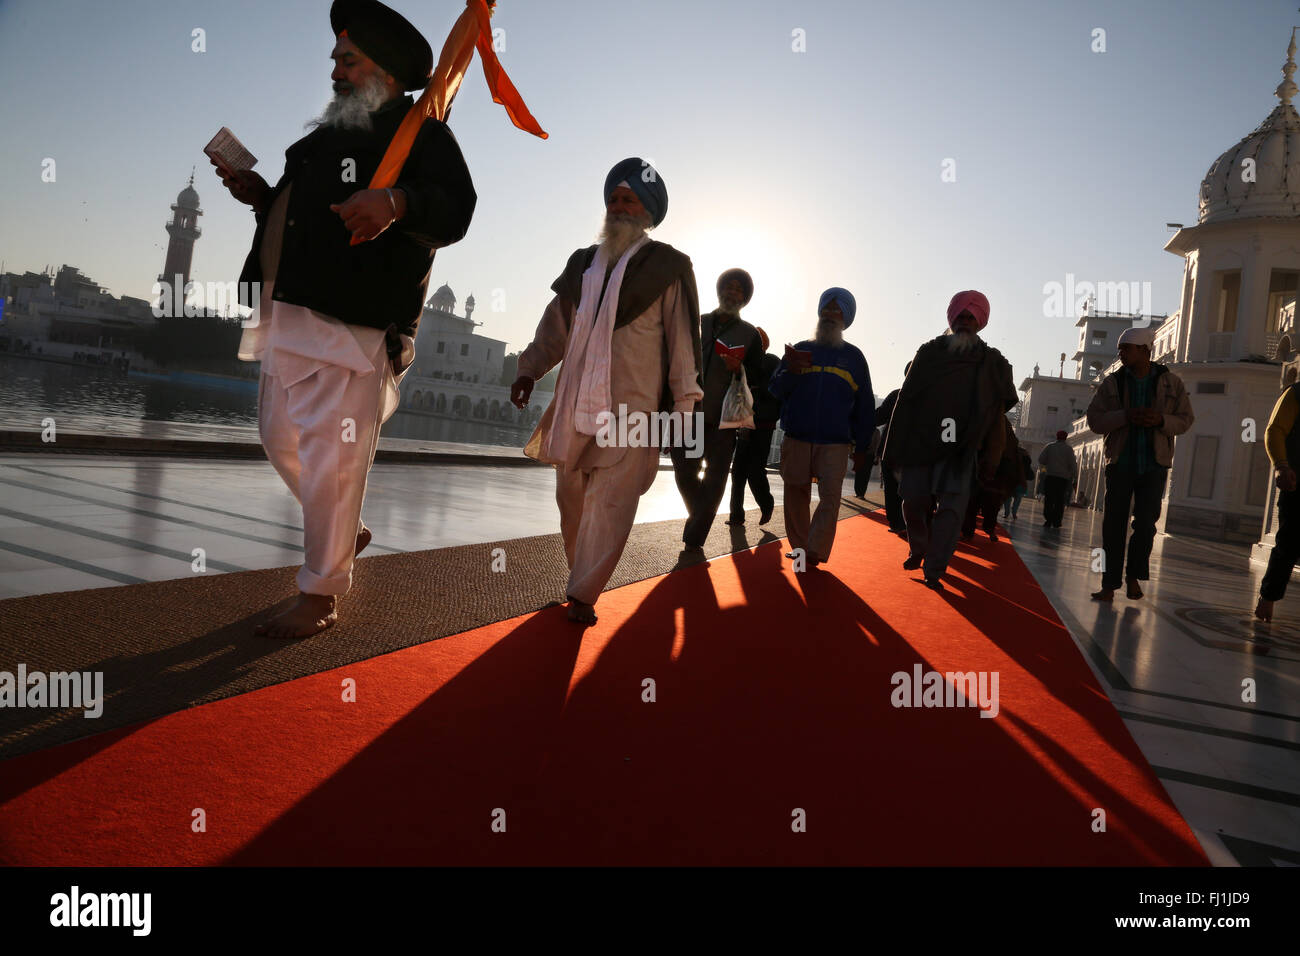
[[509, 153, 1207, 622]]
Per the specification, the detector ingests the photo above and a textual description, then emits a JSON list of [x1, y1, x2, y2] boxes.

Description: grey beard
[[598, 213, 650, 261], [947, 329, 980, 354], [717, 299, 742, 317], [307, 73, 390, 131]]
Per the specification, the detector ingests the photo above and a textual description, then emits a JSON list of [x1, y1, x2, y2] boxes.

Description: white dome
[[1199, 34, 1300, 224]]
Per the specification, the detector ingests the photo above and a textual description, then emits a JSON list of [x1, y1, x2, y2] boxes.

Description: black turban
[[330, 0, 433, 92], [716, 268, 754, 306]]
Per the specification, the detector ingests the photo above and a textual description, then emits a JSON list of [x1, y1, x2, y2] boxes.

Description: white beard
[[814, 323, 843, 347], [307, 72, 391, 131], [947, 329, 980, 354], [598, 212, 650, 261]]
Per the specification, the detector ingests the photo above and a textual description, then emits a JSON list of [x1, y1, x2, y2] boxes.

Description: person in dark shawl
[[882, 291, 1017, 591], [510, 158, 703, 624]]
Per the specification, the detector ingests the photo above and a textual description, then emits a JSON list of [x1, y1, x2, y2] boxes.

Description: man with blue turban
[[767, 288, 875, 568], [510, 158, 703, 624], [881, 291, 1018, 591]]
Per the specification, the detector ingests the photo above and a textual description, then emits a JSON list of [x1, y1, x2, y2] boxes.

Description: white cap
[[1117, 326, 1155, 348]]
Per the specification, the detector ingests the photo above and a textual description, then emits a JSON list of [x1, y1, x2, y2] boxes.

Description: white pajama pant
[[555, 445, 660, 605], [258, 364, 384, 595]]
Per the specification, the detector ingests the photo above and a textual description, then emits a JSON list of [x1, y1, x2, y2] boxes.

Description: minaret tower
[[159, 170, 203, 293]]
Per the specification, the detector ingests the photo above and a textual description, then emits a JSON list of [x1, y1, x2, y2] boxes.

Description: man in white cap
[[1085, 326, 1194, 601]]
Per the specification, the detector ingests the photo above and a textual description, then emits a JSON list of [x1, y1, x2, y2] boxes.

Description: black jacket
[[699, 310, 764, 426], [238, 94, 476, 337], [751, 352, 781, 426], [875, 387, 901, 450]]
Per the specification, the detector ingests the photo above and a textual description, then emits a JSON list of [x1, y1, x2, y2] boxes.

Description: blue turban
[[604, 157, 668, 227], [818, 287, 857, 328]]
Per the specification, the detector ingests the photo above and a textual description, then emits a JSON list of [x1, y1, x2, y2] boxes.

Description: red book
[[714, 340, 746, 361]]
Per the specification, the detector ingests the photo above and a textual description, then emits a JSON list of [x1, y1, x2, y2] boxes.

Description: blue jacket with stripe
[[768, 340, 875, 447]]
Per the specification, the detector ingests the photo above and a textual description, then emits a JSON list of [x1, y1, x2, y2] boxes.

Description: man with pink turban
[[880, 291, 1018, 591]]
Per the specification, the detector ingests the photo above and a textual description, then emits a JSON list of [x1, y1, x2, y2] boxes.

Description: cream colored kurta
[[517, 274, 702, 604], [519, 278, 702, 473]]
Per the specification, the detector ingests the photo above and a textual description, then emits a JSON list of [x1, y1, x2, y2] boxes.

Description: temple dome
[[429, 283, 456, 312], [176, 171, 200, 209], [1199, 33, 1300, 224]]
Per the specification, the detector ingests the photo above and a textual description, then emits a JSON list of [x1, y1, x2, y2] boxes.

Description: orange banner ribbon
[[352, 0, 546, 243]]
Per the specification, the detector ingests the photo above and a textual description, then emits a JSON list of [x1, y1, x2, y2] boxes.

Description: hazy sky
[[1, 0, 1297, 394]]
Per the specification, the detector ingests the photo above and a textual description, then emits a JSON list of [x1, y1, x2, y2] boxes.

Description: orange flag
[[354, 0, 545, 244]]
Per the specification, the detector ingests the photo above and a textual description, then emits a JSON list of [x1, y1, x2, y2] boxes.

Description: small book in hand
[[204, 127, 258, 174], [714, 340, 747, 361]]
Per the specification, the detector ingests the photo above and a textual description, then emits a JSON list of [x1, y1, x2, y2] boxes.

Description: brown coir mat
[[0, 494, 882, 760]]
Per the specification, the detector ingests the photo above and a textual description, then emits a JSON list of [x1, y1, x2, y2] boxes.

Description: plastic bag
[[720, 367, 755, 429]]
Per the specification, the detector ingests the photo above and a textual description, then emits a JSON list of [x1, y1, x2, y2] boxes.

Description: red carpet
[[0, 513, 1208, 865]]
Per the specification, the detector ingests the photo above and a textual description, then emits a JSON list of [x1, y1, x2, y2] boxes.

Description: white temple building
[[1018, 32, 1300, 550], [399, 284, 550, 428]]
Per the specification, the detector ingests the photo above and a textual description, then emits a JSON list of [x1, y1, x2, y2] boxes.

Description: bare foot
[[566, 597, 597, 626], [1091, 588, 1115, 602], [355, 526, 372, 556], [255, 593, 338, 638], [1126, 578, 1144, 600], [1255, 598, 1274, 622]]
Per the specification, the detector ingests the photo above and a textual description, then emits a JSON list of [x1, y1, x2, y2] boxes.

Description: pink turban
[[947, 290, 990, 331]]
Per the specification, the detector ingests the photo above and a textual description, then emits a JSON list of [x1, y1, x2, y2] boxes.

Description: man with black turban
[[671, 267, 764, 551], [511, 158, 703, 625], [214, 0, 477, 638]]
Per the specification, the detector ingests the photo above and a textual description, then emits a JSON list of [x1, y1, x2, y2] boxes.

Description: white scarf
[[557, 235, 649, 437]]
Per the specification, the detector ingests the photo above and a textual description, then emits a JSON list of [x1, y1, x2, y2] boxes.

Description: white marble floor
[[1004, 496, 1300, 866], [0, 453, 788, 598]]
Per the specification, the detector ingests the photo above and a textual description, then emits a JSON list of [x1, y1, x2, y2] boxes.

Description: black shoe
[[903, 554, 923, 570], [924, 576, 944, 592], [759, 507, 774, 524], [724, 515, 745, 526]]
